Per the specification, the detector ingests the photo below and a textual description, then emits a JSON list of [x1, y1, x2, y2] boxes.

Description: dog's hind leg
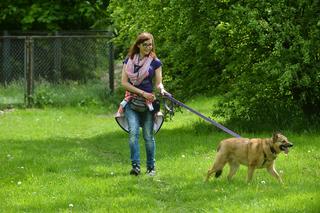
[[227, 161, 240, 181]]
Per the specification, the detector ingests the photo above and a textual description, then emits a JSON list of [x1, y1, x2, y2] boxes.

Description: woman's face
[[138, 39, 153, 56]]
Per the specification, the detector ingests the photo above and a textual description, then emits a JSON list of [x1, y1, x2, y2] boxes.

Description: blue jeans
[[124, 103, 155, 169]]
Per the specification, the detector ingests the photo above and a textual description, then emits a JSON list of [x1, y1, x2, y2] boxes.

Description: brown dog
[[206, 132, 293, 183]]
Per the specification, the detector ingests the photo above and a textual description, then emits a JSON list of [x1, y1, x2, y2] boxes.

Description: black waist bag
[[130, 96, 147, 112]]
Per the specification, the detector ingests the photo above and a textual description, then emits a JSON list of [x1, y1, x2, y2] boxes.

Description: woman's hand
[[160, 87, 168, 96], [142, 91, 155, 102]]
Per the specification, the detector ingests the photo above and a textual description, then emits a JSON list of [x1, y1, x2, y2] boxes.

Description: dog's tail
[[214, 144, 223, 178], [215, 170, 222, 178]]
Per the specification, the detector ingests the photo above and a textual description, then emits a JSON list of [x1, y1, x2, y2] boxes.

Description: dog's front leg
[[247, 165, 256, 183], [267, 164, 283, 183]]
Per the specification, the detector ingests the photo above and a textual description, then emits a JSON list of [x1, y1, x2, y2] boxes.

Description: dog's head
[[272, 132, 293, 154]]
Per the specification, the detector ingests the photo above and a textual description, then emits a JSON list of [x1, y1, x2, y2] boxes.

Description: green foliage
[[109, 0, 320, 127], [0, 0, 111, 31], [209, 0, 320, 127], [32, 80, 114, 108], [2, 0, 319, 127], [33, 89, 54, 107]]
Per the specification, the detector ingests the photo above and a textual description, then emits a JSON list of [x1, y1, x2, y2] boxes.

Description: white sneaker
[[146, 168, 156, 176]]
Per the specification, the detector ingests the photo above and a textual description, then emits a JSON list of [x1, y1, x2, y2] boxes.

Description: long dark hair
[[128, 32, 156, 59]]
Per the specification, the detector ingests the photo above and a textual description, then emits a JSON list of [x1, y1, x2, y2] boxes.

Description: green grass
[[0, 81, 25, 106], [0, 80, 114, 108], [0, 96, 319, 212]]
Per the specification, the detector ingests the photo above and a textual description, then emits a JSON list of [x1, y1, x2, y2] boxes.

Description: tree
[[0, 0, 110, 31], [109, 0, 320, 128]]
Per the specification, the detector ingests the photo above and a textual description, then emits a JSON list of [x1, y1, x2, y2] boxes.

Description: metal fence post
[[24, 36, 34, 107], [108, 41, 114, 94]]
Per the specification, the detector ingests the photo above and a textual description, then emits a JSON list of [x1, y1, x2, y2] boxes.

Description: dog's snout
[[287, 142, 293, 147]]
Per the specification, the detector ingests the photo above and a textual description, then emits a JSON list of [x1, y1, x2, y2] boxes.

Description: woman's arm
[[121, 65, 155, 101], [155, 66, 166, 95]]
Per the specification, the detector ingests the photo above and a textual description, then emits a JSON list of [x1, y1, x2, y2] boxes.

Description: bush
[[109, 0, 320, 129]]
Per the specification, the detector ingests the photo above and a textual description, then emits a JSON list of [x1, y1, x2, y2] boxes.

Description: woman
[[120, 32, 166, 176]]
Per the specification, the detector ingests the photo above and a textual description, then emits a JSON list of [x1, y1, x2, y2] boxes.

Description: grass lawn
[[0, 96, 319, 212]]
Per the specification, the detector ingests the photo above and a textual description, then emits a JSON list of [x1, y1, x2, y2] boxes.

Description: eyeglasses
[[141, 42, 152, 48]]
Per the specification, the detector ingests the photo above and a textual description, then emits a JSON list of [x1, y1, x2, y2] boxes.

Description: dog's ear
[[272, 132, 281, 142]]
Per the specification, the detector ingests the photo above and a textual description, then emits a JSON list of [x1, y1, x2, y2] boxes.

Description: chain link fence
[[0, 31, 114, 107]]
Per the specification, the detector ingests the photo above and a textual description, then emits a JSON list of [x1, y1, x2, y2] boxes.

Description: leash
[[163, 93, 241, 138]]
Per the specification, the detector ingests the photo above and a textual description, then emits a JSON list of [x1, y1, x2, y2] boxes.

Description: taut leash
[[163, 93, 241, 138]]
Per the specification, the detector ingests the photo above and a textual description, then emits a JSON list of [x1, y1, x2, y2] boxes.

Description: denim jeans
[[124, 103, 155, 169]]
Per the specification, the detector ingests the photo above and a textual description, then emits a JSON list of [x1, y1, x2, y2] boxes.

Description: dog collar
[[270, 146, 277, 155], [262, 152, 268, 166], [262, 146, 278, 166]]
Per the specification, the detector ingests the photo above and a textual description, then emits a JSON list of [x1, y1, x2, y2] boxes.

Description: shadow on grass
[[2, 127, 216, 176], [1, 123, 317, 181]]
